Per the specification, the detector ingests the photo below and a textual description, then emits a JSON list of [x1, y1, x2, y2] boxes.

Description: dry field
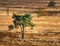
[[0, 0, 60, 46], [0, 14, 60, 46], [0, 31, 60, 46]]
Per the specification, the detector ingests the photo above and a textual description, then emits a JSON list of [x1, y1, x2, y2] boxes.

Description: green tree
[[1, 3, 9, 16], [47, 0, 56, 8], [8, 14, 35, 39]]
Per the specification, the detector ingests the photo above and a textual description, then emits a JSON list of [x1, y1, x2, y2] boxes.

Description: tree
[[37, 7, 45, 17], [8, 14, 35, 39], [47, 0, 56, 8], [1, 3, 9, 16]]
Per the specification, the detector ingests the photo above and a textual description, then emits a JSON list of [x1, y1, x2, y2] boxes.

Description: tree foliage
[[12, 14, 35, 29], [47, 0, 56, 8]]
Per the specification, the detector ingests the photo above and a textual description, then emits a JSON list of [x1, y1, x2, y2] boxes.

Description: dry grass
[[0, 31, 60, 46]]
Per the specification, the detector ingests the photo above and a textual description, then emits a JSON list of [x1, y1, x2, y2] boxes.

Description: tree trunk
[[7, 8, 9, 16], [22, 25, 24, 39]]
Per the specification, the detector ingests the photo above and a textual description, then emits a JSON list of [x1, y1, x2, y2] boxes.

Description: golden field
[[0, 13, 60, 46], [0, 0, 60, 46]]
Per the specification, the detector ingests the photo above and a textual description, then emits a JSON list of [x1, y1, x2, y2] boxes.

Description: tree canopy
[[47, 0, 56, 8], [12, 14, 35, 29]]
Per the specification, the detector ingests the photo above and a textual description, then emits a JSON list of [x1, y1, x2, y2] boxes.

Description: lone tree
[[1, 3, 9, 16], [8, 14, 35, 39], [47, 0, 56, 8]]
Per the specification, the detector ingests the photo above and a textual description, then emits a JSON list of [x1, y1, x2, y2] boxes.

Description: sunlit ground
[[0, 11, 60, 46]]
